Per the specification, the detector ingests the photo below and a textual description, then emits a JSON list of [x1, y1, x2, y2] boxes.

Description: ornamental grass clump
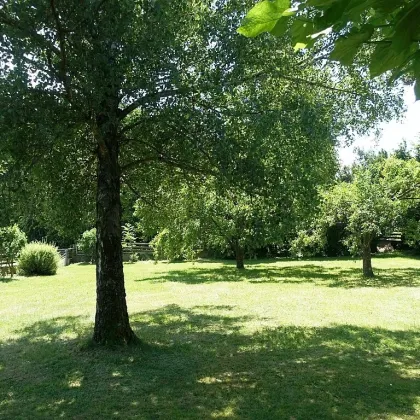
[[18, 242, 61, 276]]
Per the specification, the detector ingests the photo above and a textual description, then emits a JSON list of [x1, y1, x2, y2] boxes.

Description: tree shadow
[[135, 262, 420, 288], [329, 267, 420, 288], [0, 276, 16, 283], [1, 306, 420, 419]]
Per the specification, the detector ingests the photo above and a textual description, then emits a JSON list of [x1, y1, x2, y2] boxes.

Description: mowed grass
[[1, 255, 420, 419]]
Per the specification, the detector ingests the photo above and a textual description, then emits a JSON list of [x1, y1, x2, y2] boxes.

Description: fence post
[[64, 249, 70, 266]]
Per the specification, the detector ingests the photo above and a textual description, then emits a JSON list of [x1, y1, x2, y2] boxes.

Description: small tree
[[122, 224, 138, 262], [77, 229, 97, 264], [0, 225, 27, 277], [136, 177, 305, 270], [292, 165, 400, 277]]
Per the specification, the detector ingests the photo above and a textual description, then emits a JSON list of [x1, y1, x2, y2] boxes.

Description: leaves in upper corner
[[330, 25, 374, 66], [237, 0, 291, 38]]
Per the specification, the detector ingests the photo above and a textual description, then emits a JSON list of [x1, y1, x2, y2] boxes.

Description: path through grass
[[1, 256, 420, 418]]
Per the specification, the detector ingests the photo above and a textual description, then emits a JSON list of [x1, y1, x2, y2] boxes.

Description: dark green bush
[[18, 242, 61, 276], [77, 228, 96, 263]]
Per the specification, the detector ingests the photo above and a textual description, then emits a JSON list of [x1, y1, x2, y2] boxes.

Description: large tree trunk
[[93, 127, 137, 345], [235, 244, 245, 270], [362, 239, 374, 278]]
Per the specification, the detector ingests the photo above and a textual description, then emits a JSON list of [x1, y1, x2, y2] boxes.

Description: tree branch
[[0, 9, 60, 56], [50, 0, 72, 100], [119, 89, 186, 120]]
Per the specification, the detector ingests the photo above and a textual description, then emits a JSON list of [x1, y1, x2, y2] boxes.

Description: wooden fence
[[64, 242, 153, 265]]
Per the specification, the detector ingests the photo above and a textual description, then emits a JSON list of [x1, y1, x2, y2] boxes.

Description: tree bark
[[235, 244, 245, 270], [92, 125, 137, 345], [362, 240, 374, 278]]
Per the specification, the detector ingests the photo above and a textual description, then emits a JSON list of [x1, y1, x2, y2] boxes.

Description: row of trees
[[133, 150, 420, 277], [0, 0, 405, 344]]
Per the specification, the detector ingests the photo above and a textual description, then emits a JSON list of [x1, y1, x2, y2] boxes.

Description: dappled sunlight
[[1, 306, 420, 418], [134, 259, 420, 288]]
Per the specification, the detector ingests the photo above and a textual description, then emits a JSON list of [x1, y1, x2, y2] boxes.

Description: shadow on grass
[[136, 263, 420, 288], [1, 306, 420, 419], [0, 276, 16, 283]]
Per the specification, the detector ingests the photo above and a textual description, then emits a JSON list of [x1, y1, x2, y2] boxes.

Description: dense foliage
[[0, 0, 404, 343]]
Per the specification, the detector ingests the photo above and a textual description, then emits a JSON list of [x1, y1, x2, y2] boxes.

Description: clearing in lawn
[[1, 255, 420, 419]]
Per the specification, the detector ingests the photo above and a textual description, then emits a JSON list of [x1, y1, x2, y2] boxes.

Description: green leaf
[[372, 0, 405, 14], [291, 19, 316, 44], [237, 0, 291, 38], [269, 15, 290, 36], [414, 53, 420, 78], [294, 42, 308, 51], [344, 0, 377, 22], [330, 25, 374, 65], [369, 42, 414, 77]]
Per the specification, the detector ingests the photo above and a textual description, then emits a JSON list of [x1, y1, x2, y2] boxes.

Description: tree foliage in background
[[77, 228, 97, 264], [292, 157, 420, 276], [136, 177, 302, 269], [238, 0, 420, 98], [0, 224, 27, 277]]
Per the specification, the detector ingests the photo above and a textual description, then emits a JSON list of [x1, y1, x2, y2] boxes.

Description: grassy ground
[[1, 255, 420, 419]]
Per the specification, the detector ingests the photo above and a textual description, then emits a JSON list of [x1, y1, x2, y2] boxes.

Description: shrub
[[18, 242, 61, 276], [77, 228, 96, 263], [122, 223, 137, 251], [0, 224, 27, 277]]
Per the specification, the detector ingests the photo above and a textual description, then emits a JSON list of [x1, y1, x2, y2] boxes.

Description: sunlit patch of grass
[[1, 255, 420, 418]]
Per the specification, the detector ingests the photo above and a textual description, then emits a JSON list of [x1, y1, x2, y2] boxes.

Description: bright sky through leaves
[[339, 86, 420, 166]]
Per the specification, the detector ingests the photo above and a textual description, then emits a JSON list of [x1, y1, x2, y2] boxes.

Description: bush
[[0, 224, 27, 277], [18, 242, 61, 276], [77, 228, 96, 263]]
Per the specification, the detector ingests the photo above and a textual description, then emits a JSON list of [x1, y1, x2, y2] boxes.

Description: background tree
[[77, 228, 97, 264], [136, 177, 305, 269], [0, 224, 27, 277], [292, 157, 420, 276]]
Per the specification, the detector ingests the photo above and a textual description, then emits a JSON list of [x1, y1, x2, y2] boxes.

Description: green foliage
[[239, 0, 420, 98], [122, 224, 137, 251], [136, 146, 335, 265], [292, 161, 400, 257], [293, 157, 420, 264], [18, 241, 61, 276], [237, 0, 292, 37], [0, 224, 27, 277], [77, 229, 97, 264]]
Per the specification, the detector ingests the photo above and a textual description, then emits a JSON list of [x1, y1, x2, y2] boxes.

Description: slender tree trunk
[[93, 125, 137, 345], [362, 239, 374, 278], [235, 244, 245, 270]]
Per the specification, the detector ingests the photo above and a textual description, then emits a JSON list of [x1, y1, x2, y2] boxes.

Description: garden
[[1, 0, 420, 418]]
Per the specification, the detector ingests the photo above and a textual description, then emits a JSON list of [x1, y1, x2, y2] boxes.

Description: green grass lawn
[[1, 255, 420, 419]]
